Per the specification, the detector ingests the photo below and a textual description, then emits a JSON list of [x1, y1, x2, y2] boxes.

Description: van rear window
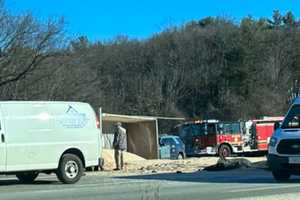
[[282, 105, 300, 129]]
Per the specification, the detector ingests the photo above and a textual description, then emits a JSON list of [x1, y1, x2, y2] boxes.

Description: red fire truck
[[172, 120, 244, 157], [172, 117, 283, 157]]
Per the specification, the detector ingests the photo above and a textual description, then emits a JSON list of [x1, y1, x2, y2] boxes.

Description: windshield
[[180, 124, 205, 138], [219, 123, 241, 134], [174, 137, 184, 145], [282, 105, 300, 129]]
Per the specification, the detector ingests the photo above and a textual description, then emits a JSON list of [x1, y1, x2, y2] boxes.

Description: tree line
[[1, 2, 300, 124]]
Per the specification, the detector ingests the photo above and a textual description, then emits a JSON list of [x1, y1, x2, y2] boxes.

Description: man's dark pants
[[114, 149, 124, 170]]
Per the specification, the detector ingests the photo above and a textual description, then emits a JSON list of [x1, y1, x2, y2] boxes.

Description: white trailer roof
[[102, 113, 157, 123], [102, 113, 185, 123]]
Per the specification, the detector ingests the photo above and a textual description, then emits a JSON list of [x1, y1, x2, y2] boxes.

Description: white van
[[0, 101, 101, 184], [268, 97, 300, 181]]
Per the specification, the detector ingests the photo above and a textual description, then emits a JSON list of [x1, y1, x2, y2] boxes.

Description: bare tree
[[0, 1, 65, 89]]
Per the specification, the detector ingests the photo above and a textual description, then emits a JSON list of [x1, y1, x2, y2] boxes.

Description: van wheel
[[16, 172, 39, 183], [272, 170, 291, 182], [218, 145, 232, 158], [56, 154, 83, 184]]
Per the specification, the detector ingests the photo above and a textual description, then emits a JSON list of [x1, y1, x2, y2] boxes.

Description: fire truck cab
[[173, 120, 244, 157]]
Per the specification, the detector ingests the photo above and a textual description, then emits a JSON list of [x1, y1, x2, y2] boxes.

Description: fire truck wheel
[[272, 170, 291, 182], [218, 144, 232, 158]]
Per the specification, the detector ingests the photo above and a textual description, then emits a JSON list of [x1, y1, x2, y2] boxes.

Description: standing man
[[113, 122, 127, 170]]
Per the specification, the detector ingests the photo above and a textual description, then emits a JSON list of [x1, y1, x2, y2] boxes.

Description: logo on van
[[59, 106, 88, 128]]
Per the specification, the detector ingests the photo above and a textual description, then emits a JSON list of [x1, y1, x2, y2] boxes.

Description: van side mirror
[[274, 122, 280, 131]]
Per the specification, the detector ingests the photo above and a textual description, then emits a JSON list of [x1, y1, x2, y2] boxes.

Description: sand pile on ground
[[101, 149, 220, 172], [101, 149, 267, 173], [102, 149, 146, 170], [138, 157, 267, 173], [135, 157, 220, 173]]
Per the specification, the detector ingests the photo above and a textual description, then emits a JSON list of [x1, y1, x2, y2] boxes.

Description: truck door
[[256, 122, 274, 151], [180, 125, 194, 155], [0, 109, 6, 171], [205, 123, 217, 147]]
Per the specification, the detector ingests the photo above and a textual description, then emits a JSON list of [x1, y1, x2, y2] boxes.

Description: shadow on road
[[115, 169, 300, 184], [0, 179, 57, 186]]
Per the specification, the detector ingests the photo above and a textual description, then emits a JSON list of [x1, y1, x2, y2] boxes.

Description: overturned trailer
[[100, 111, 159, 159], [99, 108, 185, 159]]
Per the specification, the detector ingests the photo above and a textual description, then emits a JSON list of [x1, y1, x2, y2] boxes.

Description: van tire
[[272, 170, 291, 182], [218, 144, 232, 158], [56, 153, 84, 184], [16, 172, 39, 183]]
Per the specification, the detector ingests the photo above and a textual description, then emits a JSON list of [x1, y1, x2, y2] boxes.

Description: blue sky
[[7, 0, 300, 41]]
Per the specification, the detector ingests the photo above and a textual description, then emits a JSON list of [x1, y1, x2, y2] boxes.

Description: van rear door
[[0, 107, 6, 171]]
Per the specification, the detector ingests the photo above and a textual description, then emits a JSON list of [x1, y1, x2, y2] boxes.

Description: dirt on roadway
[[101, 149, 268, 174]]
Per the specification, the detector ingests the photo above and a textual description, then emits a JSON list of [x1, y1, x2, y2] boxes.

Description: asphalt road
[[1, 169, 300, 200]]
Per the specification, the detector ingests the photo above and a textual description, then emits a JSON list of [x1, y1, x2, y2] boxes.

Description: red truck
[[172, 120, 244, 157], [173, 117, 283, 157]]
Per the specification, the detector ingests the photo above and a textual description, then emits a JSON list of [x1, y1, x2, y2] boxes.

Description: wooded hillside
[[1, 3, 299, 121]]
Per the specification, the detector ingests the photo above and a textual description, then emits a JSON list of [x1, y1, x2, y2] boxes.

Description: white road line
[[229, 184, 300, 193], [0, 180, 157, 196], [229, 192, 300, 200]]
